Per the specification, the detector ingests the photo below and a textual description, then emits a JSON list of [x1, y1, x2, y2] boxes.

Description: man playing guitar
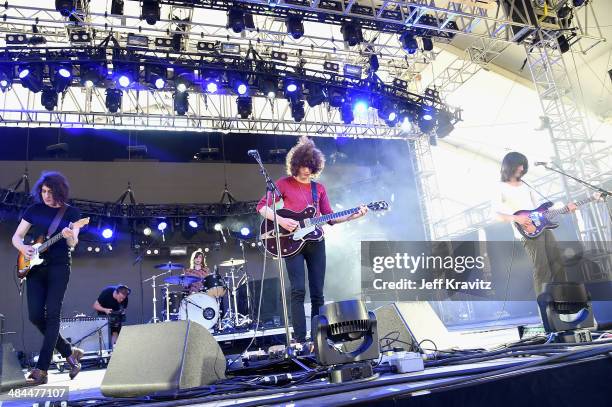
[[256, 136, 367, 345], [494, 152, 577, 295], [11, 172, 84, 385]]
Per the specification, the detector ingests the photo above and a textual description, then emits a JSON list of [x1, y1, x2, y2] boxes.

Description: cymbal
[[154, 262, 185, 271], [218, 259, 246, 267], [164, 275, 202, 286]]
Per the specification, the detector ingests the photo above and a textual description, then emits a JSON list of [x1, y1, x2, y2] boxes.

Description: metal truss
[[0, 85, 419, 139]]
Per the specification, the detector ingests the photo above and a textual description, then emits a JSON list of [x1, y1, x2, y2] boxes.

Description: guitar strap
[[311, 181, 318, 213], [522, 180, 552, 203], [47, 205, 67, 238]]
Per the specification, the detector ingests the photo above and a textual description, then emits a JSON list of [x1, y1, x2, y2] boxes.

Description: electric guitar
[[513, 193, 601, 239], [260, 201, 388, 257], [16, 217, 90, 281]]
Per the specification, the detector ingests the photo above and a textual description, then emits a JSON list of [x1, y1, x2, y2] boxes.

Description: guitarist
[[11, 171, 84, 385], [256, 136, 367, 345], [494, 152, 576, 296]]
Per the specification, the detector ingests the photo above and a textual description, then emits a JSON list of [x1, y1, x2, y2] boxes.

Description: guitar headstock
[[367, 201, 389, 211]]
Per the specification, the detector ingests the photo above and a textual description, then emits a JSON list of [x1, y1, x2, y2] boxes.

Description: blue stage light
[[206, 81, 218, 93], [158, 221, 168, 231], [237, 83, 248, 95], [18, 68, 30, 79], [286, 83, 297, 93], [155, 77, 165, 89], [188, 220, 198, 228], [58, 68, 71, 78], [353, 100, 369, 115], [118, 74, 131, 88], [240, 227, 250, 236], [102, 228, 113, 239]]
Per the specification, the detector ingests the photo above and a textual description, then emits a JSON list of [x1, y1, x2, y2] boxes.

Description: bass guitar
[[513, 193, 601, 239], [260, 201, 388, 257], [16, 217, 90, 282]]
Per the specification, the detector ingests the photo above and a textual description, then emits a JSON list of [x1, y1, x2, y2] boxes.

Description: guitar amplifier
[[59, 317, 110, 353]]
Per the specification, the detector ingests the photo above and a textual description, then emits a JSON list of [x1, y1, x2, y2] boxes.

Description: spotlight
[[102, 228, 114, 239], [341, 22, 363, 46], [306, 83, 326, 107], [259, 76, 277, 98], [145, 64, 166, 89], [418, 111, 436, 133], [240, 227, 250, 236], [174, 70, 191, 93], [80, 62, 105, 88], [188, 219, 198, 228], [230, 74, 249, 96], [290, 99, 305, 122], [284, 78, 301, 99], [378, 101, 397, 125], [328, 88, 345, 108], [0, 70, 11, 92], [400, 116, 412, 132], [214, 223, 222, 232], [105, 88, 123, 113], [436, 110, 454, 138], [94, 247, 101, 253], [142, 0, 160, 25], [353, 98, 369, 116], [323, 61, 340, 72], [236, 96, 252, 119], [557, 34, 570, 54], [50, 65, 72, 93], [41, 87, 59, 111], [369, 54, 379, 73], [111, 0, 124, 15], [400, 32, 418, 54], [202, 70, 220, 94], [55, 0, 76, 17], [422, 36, 434, 51], [227, 8, 246, 33], [18, 63, 43, 93], [174, 90, 189, 115], [206, 82, 218, 93], [143, 227, 152, 236], [340, 103, 354, 124], [158, 221, 168, 231], [286, 16, 304, 39]]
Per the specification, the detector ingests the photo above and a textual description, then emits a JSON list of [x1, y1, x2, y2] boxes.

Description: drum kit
[[143, 259, 253, 333]]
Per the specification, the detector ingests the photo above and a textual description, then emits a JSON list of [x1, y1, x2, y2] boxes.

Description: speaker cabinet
[[101, 320, 226, 397], [0, 343, 26, 392]]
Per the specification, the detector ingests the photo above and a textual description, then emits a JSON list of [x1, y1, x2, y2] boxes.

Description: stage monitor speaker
[[101, 320, 226, 397], [0, 343, 27, 392], [374, 302, 453, 353]]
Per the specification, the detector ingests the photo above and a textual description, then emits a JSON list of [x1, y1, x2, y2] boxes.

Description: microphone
[[534, 162, 548, 166], [247, 150, 259, 157]]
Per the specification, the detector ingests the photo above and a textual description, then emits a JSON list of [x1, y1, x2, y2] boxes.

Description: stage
[[2, 340, 611, 406]]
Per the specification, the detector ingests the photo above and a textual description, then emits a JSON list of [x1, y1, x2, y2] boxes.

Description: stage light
[[306, 83, 326, 107], [271, 51, 288, 62], [102, 228, 114, 239], [94, 246, 101, 253], [392, 78, 408, 90], [58, 67, 71, 78], [240, 227, 250, 236], [143, 227, 152, 236], [105, 89, 123, 113], [197, 41, 216, 52], [0, 65, 12, 92], [174, 90, 189, 115], [290, 99, 305, 122], [202, 70, 220, 93], [400, 117, 412, 132], [18, 64, 43, 93], [111, 0, 124, 15], [341, 22, 363, 46], [436, 110, 454, 138], [158, 221, 168, 231], [557, 35, 570, 54], [284, 78, 301, 99], [323, 61, 340, 73], [174, 70, 191, 92], [259, 76, 277, 98], [50, 65, 72, 93], [419, 113, 436, 134], [87, 246, 93, 252], [340, 103, 354, 124], [237, 96, 252, 119], [188, 219, 198, 228], [286, 16, 304, 39], [573, 0, 586, 6], [237, 83, 247, 95], [142, 0, 160, 25], [229, 73, 248, 96], [343, 64, 363, 79], [80, 63, 104, 88], [353, 99, 369, 116], [206, 82, 218, 93], [55, 0, 76, 17], [377, 99, 397, 124], [127, 33, 149, 48], [286, 83, 297, 93], [214, 223, 222, 232], [41, 87, 59, 111], [422, 36, 434, 51], [118, 74, 131, 88], [369, 54, 379, 73], [328, 88, 345, 108], [400, 32, 418, 54], [227, 8, 246, 33], [221, 43, 241, 55]]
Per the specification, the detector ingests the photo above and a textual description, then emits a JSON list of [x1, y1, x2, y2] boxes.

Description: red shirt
[[256, 176, 333, 218]]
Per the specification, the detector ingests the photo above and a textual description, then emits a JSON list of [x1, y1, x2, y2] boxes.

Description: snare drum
[[178, 293, 220, 331], [203, 274, 227, 298]]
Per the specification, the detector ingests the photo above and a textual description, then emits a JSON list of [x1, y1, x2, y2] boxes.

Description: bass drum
[[178, 293, 219, 331]]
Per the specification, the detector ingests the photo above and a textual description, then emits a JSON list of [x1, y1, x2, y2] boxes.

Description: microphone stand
[[541, 163, 612, 223], [249, 150, 293, 351]]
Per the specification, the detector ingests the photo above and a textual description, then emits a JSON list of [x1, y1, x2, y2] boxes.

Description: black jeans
[[285, 239, 326, 342], [522, 229, 567, 296], [26, 263, 73, 371]]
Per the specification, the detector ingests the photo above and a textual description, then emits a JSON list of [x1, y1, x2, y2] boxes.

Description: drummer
[[184, 249, 210, 294]]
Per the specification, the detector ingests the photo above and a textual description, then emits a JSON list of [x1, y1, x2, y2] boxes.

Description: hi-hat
[[218, 259, 246, 267], [154, 262, 185, 271], [164, 275, 201, 286]]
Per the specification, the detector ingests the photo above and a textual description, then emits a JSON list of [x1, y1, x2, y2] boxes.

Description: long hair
[[285, 136, 325, 178], [190, 250, 207, 269], [32, 171, 70, 205], [500, 152, 528, 182]]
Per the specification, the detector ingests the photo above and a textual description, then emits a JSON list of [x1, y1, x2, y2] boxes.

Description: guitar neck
[[38, 232, 64, 254], [546, 196, 595, 218], [309, 207, 360, 226]]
